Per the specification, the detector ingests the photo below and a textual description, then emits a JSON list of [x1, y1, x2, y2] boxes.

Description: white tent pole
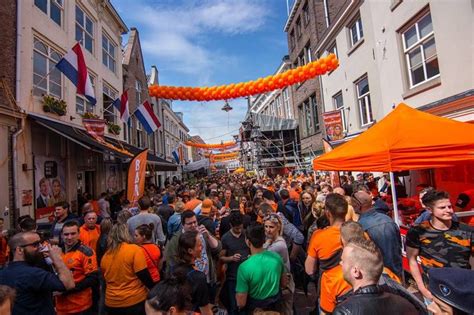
[[389, 171, 401, 226]]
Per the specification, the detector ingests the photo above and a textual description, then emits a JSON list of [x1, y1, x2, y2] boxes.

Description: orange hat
[[201, 199, 213, 215]]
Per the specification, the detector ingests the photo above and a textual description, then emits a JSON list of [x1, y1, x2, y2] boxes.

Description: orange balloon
[[320, 62, 328, 73]]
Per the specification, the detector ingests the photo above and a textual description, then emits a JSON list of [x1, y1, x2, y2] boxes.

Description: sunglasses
[[264, 214, 281, 223], [20, 240, 41, 248]]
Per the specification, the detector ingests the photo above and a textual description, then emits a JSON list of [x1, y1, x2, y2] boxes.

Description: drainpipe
[[12, 0, 25, 227]]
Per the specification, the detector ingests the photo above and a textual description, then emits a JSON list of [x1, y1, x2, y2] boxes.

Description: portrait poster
[[322, 110, 345, 141], [21, 190, 33, 206], [34, 156, 66, 223], [105, 164, 120, 193]]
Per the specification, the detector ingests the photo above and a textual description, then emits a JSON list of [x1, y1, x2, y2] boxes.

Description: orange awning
[[313, 103, 474, 172]]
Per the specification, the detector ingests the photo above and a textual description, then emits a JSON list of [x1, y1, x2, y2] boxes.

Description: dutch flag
[[135, 101, 161, 134], [56, 43, 96, 105], [112, 91, 130, 124]]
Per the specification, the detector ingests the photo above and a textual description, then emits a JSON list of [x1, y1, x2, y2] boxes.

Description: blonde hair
[[116, 210, 132, 224], [311, 201, 325, 218], [264, 213, 283, 236], [174, 201, 185, 213], [107, 224, 132, 253]]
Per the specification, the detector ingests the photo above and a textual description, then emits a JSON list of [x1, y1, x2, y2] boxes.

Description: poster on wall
[[21, 190, 33, 206], [322, 110, 345, 141], [106, 164, 119, 193], [34, 156, 67, 223]]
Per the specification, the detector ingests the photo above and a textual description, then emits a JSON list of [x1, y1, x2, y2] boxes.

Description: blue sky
[[112, 0, 290, 142]]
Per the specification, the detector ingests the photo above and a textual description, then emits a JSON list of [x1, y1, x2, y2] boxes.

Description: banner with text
[[322, 110, 345, 141], [127, 149, 148, 207]]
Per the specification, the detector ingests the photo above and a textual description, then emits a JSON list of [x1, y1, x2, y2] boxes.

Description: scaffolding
[[240, 112, 302, 175]]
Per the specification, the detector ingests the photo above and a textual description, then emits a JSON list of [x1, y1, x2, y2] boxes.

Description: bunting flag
[[55, 43, 96, 105], [127, 149, 148, 207], [134, 101, 161, 134], [112, 91, 130, 124], [83, 118, 106, 141]]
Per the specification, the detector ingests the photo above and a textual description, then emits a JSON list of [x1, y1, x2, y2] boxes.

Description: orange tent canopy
[[313, 103, 474, 172]]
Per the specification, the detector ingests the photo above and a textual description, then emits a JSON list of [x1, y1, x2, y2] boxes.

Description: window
[[102, 33, 116, 73], [136, 80, 142, 105], [275, 96, 282, 117], [290, 30, 295, 50], [35, 0, 63, 26], [33, 38, 62, 98], [305, 43, 312, 63], [298, 105, 306, 137], [76, 76, 95, 114], [402, 12, 439, 88], [332, 91, 346, 130], [328, 42, 338, 58], [75, 6, 94, 53], [349, 16, 363, 46], [136, 118, 143, 147], [270, 101, 276, 116], [303, 3, 310, 25], [304, 99, 313, 135], [310, 94, 319, 131], [323, 0, 330, 27], [355, 76, 373, 126], [296, 18, 302, 38], [103, 83, 118, 124], [283, 88, 292, 119]]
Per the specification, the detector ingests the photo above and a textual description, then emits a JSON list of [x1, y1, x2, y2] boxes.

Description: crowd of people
[[0, 171, 473, 315]]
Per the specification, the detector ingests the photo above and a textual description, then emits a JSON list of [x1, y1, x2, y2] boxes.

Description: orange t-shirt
[[307, 225, 342, 261], [56, 244, 98, 314], [90, 200, 100, 216], [101, 243, 149, 308], [140, 243, 161, 283], [185, 198, 202, 211], [289, 189, 300, 201], [79, 224, 101, 252], [320, 265, 351, 313]]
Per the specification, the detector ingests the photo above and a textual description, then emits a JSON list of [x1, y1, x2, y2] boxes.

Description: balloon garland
[[185, 141, 237, 149], [209, 151, 240, 160], [149, 54, 339, 101], [204, 150, 240, 158]]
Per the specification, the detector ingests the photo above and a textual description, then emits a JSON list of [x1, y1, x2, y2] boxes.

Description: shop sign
[[322, 110, 345, 141]]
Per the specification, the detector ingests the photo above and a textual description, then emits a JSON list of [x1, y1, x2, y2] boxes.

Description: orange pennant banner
[[127, 149, 148, 207]]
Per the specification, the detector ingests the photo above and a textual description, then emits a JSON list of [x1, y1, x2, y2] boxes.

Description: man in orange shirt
[[319, 221, 362, 313], [79, 211, 101, 252], [305, 193, 348, 277], [56, 220, 98, 315], [305, 193, 348, 312], [184, 189, 202, 212], [289, 182, 301, 201], [262, 190, 278, 212]]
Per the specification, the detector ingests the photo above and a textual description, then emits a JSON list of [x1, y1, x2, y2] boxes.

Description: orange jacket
[[56, 242, 98, 314]]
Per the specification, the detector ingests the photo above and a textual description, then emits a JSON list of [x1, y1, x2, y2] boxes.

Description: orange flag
[[127, 149, 148, 206]]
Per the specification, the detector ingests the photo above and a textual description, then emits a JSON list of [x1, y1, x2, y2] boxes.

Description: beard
[[24, 249, 45, 267]]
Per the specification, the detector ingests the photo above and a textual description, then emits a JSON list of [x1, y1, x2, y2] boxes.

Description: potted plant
[[42, 95, 67, 116], [82, 111, 100, 119], [108, 122, 121, 135]]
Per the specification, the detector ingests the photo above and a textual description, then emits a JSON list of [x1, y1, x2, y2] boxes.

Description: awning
[[30, 114, 177, 171], [116, 141, 177, 171], [313, 103, 474, 172]]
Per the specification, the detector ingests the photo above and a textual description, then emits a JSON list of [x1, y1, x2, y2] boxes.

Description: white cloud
[[115, 0, 270, 82], [113, 0, 273, 140]]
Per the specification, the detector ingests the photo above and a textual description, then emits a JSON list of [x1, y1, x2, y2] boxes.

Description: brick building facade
[[285, 0, 348, 164]]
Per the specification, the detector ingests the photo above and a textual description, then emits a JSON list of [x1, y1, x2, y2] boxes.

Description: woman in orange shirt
[[134, 223, 161, 284], [100, 224, 154, 314]]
